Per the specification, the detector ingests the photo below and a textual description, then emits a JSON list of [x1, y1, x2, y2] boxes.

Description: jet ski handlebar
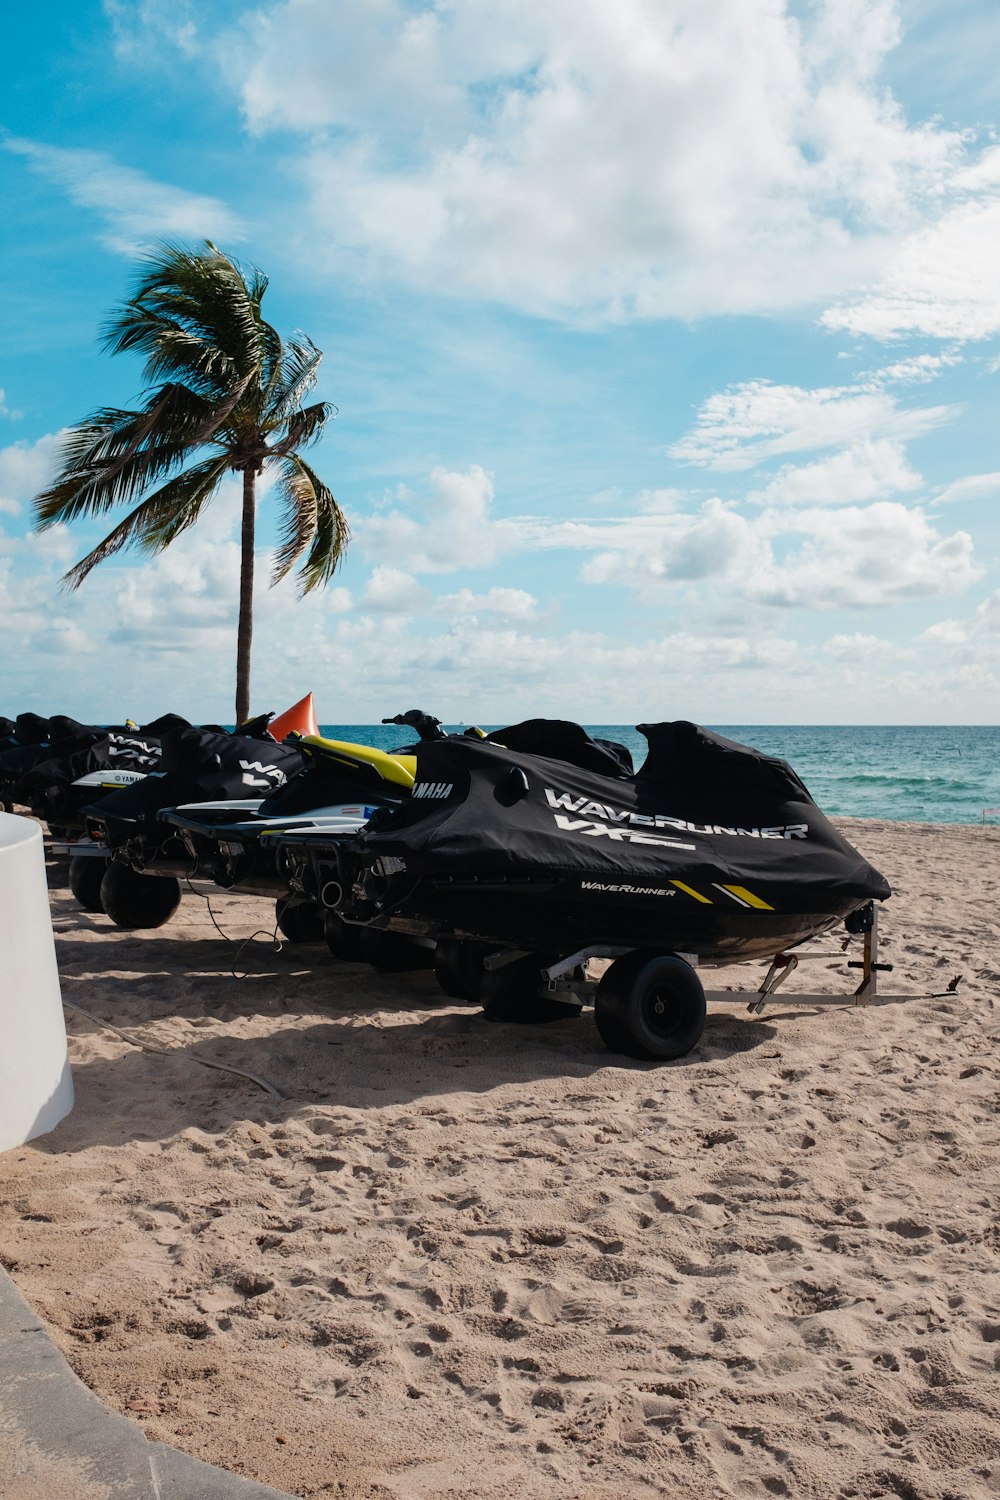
[[381, 710, 447, 741]]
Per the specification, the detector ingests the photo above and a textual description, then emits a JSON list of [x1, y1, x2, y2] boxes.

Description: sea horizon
[[309, 721, 1000, 826]]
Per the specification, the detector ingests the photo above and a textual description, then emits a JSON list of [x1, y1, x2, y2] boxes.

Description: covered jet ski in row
[[72, 715, 310, 925], [77, 709, 450, 940], [0, 714, 137, 817], [67, 694, 322, 922], [272, 720, 891, 1061], [20, 714, 196, 837]]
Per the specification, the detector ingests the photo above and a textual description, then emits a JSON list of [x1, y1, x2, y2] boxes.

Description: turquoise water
[[317, 723, 1000, 825]]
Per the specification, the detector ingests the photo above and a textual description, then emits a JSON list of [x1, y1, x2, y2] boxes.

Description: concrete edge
[[0, 1266, 296, 1500]]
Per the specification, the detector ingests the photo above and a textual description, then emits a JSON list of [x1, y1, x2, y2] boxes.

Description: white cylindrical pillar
[[0, 813, 74, 1150]]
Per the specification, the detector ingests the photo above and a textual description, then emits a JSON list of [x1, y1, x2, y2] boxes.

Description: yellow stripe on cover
[[670, 879, 713, 904], [721, 884, 774, 910], [299, 736, 417, 788]]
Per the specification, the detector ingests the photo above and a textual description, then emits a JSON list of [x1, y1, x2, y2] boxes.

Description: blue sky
[[2, 0, 999, 725]]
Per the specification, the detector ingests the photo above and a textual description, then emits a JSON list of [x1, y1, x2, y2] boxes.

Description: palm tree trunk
[[235, 467, 255, 725]]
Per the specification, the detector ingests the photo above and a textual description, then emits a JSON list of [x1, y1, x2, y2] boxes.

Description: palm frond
[[36, 436, 193, 527], [60, 454, 231, 589], [103, 241, 272, 389], [103, 307, 238, 393], [270, 455, 350, 593], [267, 401, 335, 457], [33, 383, 236, 528], [265, 335, 323, 416]]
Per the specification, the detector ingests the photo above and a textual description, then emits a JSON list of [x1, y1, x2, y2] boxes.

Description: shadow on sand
[[49, 965, 780, 1150]]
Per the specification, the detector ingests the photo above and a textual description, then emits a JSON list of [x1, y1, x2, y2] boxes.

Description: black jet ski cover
[[19, 725, 176, 820], [487, 718, 633, 776], [90, 724, 306, 847], [1, 719, 108, 805], [346, 721, 891, 959], [13, 712, 52, 745]]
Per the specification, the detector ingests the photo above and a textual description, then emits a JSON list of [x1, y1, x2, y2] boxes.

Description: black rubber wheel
[[594, 951, 706, 1061], [275, 896, 325, 944], [68, 855, 110, 913], [479, 953, 582, 1024], [358, 926, 435, 972], [324, 912, 364, 961], [433, 940, 488, 1003], [99, 863, 182, 930]]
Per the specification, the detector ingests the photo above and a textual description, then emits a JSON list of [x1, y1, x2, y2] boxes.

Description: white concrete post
[[0, 814, 74, 1150]]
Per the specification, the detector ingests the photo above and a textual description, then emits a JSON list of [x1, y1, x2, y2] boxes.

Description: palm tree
[[33, 241, 349, 724]]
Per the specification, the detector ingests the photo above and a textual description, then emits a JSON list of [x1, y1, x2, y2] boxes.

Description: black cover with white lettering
[[89, 726, 306, 848], [3, 720, 126, 811], [345, 721, 890, 959]]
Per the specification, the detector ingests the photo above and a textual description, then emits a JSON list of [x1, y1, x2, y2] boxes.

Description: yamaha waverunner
[[86, 709, 445, 938], [158, 711, 449, 948], [20, 714, 192, 838], [76, 715, 309, 926], [0, 715, 104, 817], [277, 720, 891, 1060]]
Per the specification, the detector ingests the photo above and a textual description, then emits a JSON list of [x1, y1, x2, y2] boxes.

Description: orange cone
[[270, 692, 319, 740]]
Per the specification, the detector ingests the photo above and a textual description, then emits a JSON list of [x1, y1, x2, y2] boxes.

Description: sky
[[2, 0, 999, 727]]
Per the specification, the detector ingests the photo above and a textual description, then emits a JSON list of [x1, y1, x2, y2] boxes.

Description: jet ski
[[158, 713, 446, 948], [76, 716, 309, 927], [276, 720, 890, 1059], [87, 709, 446, 940], [19, 714, 192, 837], [0, 715, 104, 816]]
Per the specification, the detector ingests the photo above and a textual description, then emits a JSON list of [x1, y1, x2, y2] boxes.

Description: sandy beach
[[1, 817, 999, 1499]]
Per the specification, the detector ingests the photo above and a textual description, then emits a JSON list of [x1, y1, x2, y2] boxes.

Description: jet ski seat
[[295, 735, 417, 790]]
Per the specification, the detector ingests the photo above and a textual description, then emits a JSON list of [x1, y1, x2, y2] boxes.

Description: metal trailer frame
[[485, 904, 960, 1013], [50, 835, 107, 858]]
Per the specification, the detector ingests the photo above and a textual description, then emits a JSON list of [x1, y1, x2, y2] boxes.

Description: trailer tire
[[480, 953, 582, 1023], [433, 940, 487, 1003], [275, 896, 324, 944], [69, 854, 110, 913], [324, 912, 364, 961], [99, 863, 182, 930], [595, 951, 706, 1061], [359, 927, 434, 972]]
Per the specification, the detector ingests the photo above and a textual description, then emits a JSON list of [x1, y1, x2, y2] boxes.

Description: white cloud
[[321, 586, 354, 615], [574, 490, 979, 612], [581, 498, 768, 592], [125, 0, 973, 324], [745, 439, 922, 507], [105, 0, 201, 58], [930, 471, 1000, 507], [821, 194, 1000, 341], [0, 433, 63, 516], [361, 465, 521, 573], [755, 502, 980, 609], [361, 566, 432, 614], [438, 585, 538, 620], [634, 489, 688, 515], [668, 378, 953, 471], [3, 137, 245, 255], [920, 588, 1000, 648], [976, 590, 1000, 635], [873, 351, 963, 385], [822, 631, 903, 661]]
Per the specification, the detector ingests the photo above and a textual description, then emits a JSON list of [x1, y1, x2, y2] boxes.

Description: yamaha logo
[[412, 781, 453, 799]]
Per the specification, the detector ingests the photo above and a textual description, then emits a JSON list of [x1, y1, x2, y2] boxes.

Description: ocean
[[316, 723, 1000, 825]]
